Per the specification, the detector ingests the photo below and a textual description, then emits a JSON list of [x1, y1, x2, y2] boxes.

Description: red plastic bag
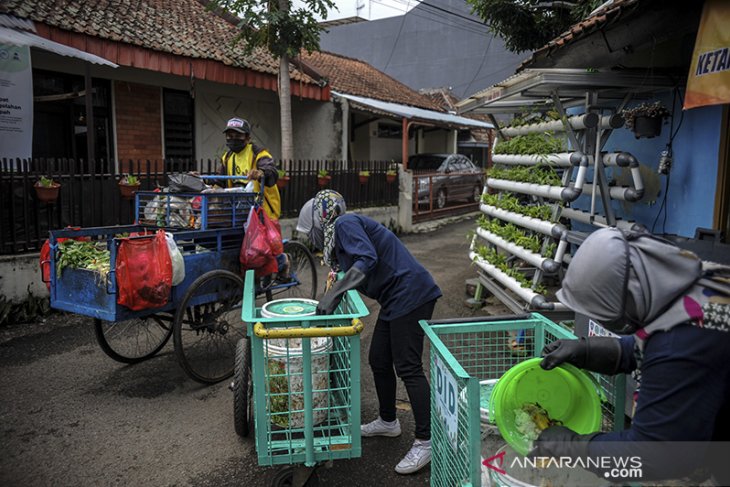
[[240, 207, 278, 277], [116, 230, 173, 311], [263, 213, 284, 256], [39, 228, 88, 289]]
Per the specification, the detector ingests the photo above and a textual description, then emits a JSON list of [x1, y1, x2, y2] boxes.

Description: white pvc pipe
[[480, 204, 562, 237], [501, 113, 599, 137], [487, 178, 567, 201], [491, 153, 573, 167], [469, 250, 541, 303], [475, 227, 550, 271], [581, 183, 635, 201], [558, 206, 638, 231]]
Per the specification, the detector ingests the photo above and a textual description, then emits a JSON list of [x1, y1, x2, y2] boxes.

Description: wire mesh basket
[[241, 271, 370, 467], [421, 313, 626, 487], [135, 190, 256, 229]]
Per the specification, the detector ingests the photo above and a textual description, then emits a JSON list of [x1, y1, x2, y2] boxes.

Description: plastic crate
[[241, 270, 370, 467], [135, 190, 256, 229], [420, 313, 626, 487]]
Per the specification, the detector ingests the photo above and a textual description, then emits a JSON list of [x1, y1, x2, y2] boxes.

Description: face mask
[[226, 139, 246, 153]]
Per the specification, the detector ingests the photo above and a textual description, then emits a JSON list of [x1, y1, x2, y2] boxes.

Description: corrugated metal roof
[[333, 91, 493, 129], [0, 25, 118, 67]]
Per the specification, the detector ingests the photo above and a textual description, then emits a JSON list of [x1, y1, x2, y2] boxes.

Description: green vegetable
[[493, 132, 566, 157], [56, 240, 111, 278]]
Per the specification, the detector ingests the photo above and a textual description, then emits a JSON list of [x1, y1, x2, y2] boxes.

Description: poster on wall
[[0, 43, 32, 168], [684, 0, 730, 110]]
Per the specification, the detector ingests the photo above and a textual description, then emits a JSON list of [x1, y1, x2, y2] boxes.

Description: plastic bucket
[[491, 357, 602, 456], [261, 298, 331, 429]]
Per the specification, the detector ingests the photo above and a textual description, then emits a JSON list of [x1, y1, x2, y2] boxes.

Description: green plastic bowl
[[491, 357, 602, 456]]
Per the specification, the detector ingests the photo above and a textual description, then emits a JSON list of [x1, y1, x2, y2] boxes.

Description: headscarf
[[556, 227, 707, 335], [296, 190, 346, 269]]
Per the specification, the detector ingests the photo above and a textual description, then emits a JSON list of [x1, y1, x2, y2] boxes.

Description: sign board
[[0, 43, 32, 166], [434, 355, 458, 450], [684, 0, 730, 109], [587, 320, 620, 338]]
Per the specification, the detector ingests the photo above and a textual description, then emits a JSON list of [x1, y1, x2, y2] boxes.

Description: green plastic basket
[[490, 358, 603, 456]]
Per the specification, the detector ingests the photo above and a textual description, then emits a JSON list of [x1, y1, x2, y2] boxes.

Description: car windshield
[[409, 155, 447, 171]]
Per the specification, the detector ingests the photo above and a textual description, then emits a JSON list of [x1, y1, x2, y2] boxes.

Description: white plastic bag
[[165, 232, 185, 286]]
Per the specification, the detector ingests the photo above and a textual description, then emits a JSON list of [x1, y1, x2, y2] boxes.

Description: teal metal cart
[[421, 313, 626, 487], [234, 270, 369, 486]]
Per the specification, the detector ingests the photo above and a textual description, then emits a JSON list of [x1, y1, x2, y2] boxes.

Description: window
[[32, 69, 113, 163], [163, 89, 195, 161]]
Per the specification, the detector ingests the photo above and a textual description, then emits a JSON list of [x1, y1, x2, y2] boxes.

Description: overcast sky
[[292, 0, 417, 22]]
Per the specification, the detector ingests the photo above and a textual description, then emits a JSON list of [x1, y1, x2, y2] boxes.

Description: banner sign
[[684, 0, 730, 110], [0, 43, 32, 166]]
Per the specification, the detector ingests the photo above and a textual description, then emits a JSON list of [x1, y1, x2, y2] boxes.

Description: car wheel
[[473, 185, 482, 203], [436, 189, 447, 209]]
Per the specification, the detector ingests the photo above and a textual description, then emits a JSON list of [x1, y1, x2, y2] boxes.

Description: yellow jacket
[[222, 144, 281, 221]]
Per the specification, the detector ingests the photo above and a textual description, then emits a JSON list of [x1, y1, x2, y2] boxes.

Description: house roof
[[518, 0, 642, 71], [301, 50, 443, 111], [419, 88, 461, 112], [0, 0, 329, 99]]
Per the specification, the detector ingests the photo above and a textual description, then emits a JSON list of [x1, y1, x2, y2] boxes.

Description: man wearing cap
[[220, 117, 288, 280], [219, 117, 281, 222]]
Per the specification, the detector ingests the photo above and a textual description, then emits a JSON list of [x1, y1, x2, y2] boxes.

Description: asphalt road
[[0, 217, 492, 487]]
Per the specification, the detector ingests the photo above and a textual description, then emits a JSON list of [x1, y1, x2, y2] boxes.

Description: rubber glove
[[316, 267, 366, 315], [529, 425, 599, 459], [540, 337, 622, 375]]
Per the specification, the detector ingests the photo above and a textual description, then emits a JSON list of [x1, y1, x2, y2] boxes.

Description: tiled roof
[[519, 0, 642, 71], [0, 0, 316, 84], [301, 50, 444, 111], [419, 88, 461, 112]]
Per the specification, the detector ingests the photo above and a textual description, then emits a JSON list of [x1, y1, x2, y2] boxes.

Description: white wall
[[368, 121, 402, 161], [291, 99, 341, 161]]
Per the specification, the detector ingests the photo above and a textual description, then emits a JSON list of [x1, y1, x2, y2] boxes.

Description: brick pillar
[[114, 81, 163, 173]]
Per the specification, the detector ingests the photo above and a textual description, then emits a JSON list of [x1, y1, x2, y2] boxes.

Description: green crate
[[420, 313, 626, 487], [241, 271, 370, 467]]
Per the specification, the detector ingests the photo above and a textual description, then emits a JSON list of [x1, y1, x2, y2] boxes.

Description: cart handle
[[253, 318, 364, 339]]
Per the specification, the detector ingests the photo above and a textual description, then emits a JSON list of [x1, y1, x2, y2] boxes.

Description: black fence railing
[[0, 158, 398, 255]]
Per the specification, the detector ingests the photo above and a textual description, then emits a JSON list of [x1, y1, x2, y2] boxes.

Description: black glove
[[540, 337, 622, 375], [316, 267, 367, 315], [529, 425, 599, 460]]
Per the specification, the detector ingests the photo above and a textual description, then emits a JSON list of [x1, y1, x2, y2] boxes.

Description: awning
[[333, 91, 493, 129], [0, 26, 118, 68]]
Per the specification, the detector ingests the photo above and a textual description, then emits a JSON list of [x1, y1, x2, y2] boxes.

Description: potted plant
[[621, 101, 671, 139], [386, 169, 398, 184], [276, 169, 290, 189], [34, 176, 61, 204], [358, 170, 370, 184], [119, 173, 141, 199], [317, 169, 331, 188]]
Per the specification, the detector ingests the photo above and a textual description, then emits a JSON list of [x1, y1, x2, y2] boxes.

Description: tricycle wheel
[[94, 316, 172, 364], [270, 466, 319, 487], [173, 270, 244, 384], [268, 240, 318, 301], [233, 338, 253, 437]]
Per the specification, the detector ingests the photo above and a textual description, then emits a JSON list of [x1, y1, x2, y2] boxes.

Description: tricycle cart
[[45, 177, 318, 384], [233, 270, 369, 486]]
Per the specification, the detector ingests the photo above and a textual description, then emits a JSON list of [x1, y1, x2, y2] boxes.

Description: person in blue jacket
[[296, 190, 442, 475], [532, 227, 730, 484]]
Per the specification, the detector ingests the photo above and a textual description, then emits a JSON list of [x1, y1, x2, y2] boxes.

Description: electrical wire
[[382, 0, 410, 71], [369, 0, 492, 38]]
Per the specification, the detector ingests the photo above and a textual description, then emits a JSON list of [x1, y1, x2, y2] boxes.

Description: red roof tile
[[519, 0, 641, 71], [301, 50, 444, 111], [1, 0, 317, 84]]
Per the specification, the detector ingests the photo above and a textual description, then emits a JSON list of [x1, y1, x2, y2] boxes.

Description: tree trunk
[[279, 54, 293, 162]]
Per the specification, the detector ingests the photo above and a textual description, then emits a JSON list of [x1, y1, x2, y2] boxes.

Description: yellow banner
[[685, 0, 730, 110]]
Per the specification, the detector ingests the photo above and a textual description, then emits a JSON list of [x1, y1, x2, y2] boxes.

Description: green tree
[[211, 0, 335, 161], [466, 0, 604, 53]]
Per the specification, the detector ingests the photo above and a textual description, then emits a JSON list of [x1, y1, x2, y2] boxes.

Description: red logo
[[483, 450, 506, 474]]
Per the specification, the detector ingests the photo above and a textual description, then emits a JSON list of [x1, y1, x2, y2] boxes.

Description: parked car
[[410, 153, 484, 209]]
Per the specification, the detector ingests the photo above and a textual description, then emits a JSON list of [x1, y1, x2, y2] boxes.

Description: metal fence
[[0, 158, 398, 255]]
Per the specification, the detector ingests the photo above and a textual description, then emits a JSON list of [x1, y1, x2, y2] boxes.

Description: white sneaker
[[395, 439, 432, 474], [361, 417, 401, 437]]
